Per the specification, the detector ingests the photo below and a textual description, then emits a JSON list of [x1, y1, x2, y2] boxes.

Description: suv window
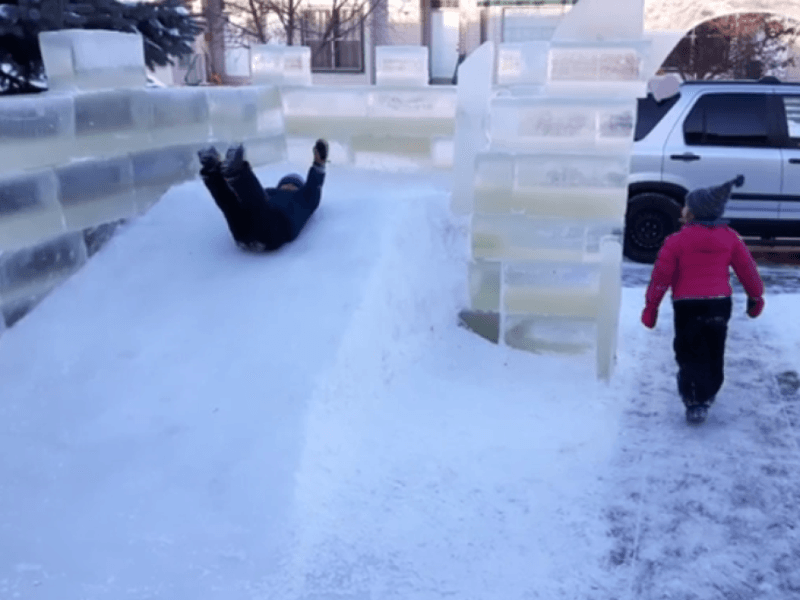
[[683, 93, 771, 147], [634, 94, 680, 142], [780, 95, 800, 147]]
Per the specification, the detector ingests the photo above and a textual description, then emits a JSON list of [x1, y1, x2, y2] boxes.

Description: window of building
[[301, 9, 364, 72]]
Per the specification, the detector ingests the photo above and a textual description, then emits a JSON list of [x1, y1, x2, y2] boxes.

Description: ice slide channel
[[0, 163, 454, 599]]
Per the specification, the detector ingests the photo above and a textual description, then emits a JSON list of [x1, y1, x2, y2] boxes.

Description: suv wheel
[[624, 192, 682, 263]]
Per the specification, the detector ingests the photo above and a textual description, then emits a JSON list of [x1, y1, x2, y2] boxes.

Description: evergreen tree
[[0, 0, 203, 94]]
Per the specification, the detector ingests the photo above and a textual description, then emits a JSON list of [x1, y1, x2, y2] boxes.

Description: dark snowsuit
[[201, 160, 325, 251]]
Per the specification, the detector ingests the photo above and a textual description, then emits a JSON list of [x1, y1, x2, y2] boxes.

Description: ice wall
[[279, 46, 456, 170], [457, 0, 649, 380], [0, 30, 287, 333]]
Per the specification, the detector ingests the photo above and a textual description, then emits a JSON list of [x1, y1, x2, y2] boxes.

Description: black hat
[[685, 175, 745, 221], [278, 173, 304, 189]]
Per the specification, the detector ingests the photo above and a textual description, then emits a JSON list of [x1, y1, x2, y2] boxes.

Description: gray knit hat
[[685, 175, 745, 221]]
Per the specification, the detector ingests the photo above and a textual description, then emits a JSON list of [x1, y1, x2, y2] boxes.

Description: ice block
[[73, 89, 152, 157], [0, 170, 65, 252], [502, 261, 601, 318], [367, 88, 457, 137], [240, 135, 288, 167], [282, 87, 370, 138], [452, 41, 494, 215], [39, 29, 147, 93], [0, 231, 87, 309], [0, 94, 75, 175], [596, 236, 622, 380], [496, 42, 550, 87], [250, 45, 312, 86], [56, 157, 137, 231], [468, 259, 501, 313], [131, 145, 197, 214], [206, 87, 260, 144], [375, 46, 429, 87], [471, 214, 620, 263], [488, 96, 635, 151], [148, 88, 211, 147], [504, 314, 596, 354]]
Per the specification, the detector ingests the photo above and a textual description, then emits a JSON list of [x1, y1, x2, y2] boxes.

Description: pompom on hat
[[685, 175, 745, 222]]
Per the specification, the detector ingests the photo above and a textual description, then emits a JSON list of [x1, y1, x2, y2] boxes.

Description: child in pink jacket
[[641, 175, 765, 424]]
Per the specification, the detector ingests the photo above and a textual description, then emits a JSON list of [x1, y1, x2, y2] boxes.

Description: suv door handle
[[670, 153, 701, 162], [789, 158, 800, 165]]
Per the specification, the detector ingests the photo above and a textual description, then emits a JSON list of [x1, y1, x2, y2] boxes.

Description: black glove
[[222, 144, 246, 177], [746, 296, 764, 318], [314, 139, 329, 163]]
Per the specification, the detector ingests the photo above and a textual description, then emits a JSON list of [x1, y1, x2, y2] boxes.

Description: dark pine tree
[[0, 0, 203, 95]]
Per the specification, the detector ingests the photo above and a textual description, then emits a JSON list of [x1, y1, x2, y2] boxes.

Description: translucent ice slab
[[282, 88, 370, 137], [207, 87, 262, 144], [0, 94, 75, 175], [513, 153, 630, 219], [0, 170, 65, 252], [241, 135, 288, 167], [596, 236, 622, 379], [131, 145, 197, 213], [375, 46, 429, 87], [73, 90, 152, 157], [502, 261, 600, 317], [468, 259, 501, 313], [452, 41, 494, 215], [0, 231, 87, 306], [545, 42, 650, 97], [148, 88, 211, 147], [504, 314, 596, 354], [39, 29, 147, 93], [496, 42, 550, 87], [367, 88, 457, 137], [489, 96, 636, 151], [250, 45, 312, 86], [471, 214, 622, 262], [56, 157, 137, 231]]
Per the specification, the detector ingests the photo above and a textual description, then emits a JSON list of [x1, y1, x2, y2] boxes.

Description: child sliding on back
[[641, 175, 765, 424]]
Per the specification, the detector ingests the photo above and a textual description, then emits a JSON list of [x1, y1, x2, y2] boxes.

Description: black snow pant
[[672, 297, 733, 406], [201, 162, 290, 251]]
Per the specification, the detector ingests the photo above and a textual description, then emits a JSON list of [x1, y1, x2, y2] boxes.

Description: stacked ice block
[[0, 29, 287, 334], [250, 45, 313, 86], [282, 46, 456, 169], [458, 0, 649, 379]]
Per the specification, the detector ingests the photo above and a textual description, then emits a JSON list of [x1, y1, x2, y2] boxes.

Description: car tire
[[624, 192, 682, 264]]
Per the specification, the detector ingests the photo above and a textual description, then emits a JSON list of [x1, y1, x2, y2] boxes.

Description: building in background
[[151, 0, 800, 87]]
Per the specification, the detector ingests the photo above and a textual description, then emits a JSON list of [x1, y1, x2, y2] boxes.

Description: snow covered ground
[[1, 164, 799, 600]]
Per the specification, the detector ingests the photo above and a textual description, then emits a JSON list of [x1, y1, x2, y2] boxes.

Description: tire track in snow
[[602, 298, 800, 600]]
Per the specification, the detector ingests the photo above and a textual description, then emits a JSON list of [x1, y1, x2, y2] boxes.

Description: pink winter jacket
[[645, 224, 764, 308]]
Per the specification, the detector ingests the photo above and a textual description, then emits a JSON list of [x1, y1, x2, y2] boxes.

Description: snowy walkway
[[1, 166, 799, 599]]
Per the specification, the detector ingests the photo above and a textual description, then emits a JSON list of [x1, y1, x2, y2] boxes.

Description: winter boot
[[686, 403, 709, 424], [222, 144, 246, 177], [198, 146, 221, 172]]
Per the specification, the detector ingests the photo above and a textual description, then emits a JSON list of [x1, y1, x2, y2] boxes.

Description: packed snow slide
[[0, 164, 449, 598]]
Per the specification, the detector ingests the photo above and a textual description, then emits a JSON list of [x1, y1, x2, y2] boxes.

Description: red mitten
[[641, 303, 658, 329], [747, 296, 764, 318]]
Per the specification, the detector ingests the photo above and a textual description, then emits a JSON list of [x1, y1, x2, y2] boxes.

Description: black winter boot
[[198, 146, 221, 172], [222, 144, 246, 177]]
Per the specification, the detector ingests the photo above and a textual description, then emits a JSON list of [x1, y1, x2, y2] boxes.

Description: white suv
[[626, 77, 800, 263]]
